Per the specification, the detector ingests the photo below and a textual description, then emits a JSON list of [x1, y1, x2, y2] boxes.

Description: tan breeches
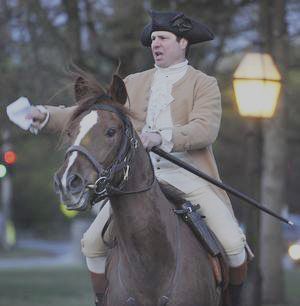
[[185, 186, 246, 256], [81, 184, 246, 258], [81, 201, 111, 258]]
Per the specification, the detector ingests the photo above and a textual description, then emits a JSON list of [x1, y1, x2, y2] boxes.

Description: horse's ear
[[109, 75, 127, 105], [74, 76, 89, 102]]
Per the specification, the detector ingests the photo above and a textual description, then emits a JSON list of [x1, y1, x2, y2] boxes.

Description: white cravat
[[144, 60, 188, 151]]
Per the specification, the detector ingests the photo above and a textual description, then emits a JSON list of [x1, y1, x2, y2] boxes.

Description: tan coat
[[124, 66, 234, 215], [45, 66, 234, 215]]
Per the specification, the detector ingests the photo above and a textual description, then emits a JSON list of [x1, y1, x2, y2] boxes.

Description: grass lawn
[[285, 268, 300, 306], [0, 266, 299, 306], [0, 248, 54, 259], [0, 266, 93, 306]]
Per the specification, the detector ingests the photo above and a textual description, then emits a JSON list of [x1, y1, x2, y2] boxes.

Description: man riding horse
[[27, 10, 248, 306]]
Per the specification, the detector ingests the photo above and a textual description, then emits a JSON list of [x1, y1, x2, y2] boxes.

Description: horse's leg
[[90, 272, 107, 306]]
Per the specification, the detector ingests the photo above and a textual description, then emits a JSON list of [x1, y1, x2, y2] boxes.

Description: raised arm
[[27, 105, 77, 134], [44, 105, 77, 133]]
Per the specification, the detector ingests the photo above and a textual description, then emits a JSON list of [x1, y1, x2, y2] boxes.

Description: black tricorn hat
[[140, 10, 214, 47]]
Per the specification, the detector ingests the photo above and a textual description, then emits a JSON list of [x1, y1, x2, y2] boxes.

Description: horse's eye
[[105, 128, 116, 137]]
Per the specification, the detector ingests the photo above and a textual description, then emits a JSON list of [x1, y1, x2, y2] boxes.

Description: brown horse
[[54, 72, 226, 306]]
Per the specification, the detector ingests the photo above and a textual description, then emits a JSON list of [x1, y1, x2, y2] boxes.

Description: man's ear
[[180, 37, 188, 50], [74, 76, 89, 102], [108, 75, 128, 105]]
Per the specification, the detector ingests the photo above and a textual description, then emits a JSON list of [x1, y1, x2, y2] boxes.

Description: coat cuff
[[36, 105, 50, 130], [28, 105, 50, 135]]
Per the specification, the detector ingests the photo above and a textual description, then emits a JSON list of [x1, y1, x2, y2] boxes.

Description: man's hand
[[140, 132, 162, 150], [25, 106, 47, 129]]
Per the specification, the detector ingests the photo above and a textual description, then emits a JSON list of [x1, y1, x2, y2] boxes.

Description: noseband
[[65, 103, 155, 207]]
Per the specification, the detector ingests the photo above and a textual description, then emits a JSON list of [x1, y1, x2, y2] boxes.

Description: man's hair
[[176, 36, 190, 57]]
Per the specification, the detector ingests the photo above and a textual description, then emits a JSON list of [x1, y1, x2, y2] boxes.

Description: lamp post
[[233, 51, 282, 306], [233, 52, 282, 118], [0, 129, 16, 250]]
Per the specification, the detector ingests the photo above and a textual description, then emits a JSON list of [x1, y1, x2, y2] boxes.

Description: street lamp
[[232, 51, 282, 306], [233, 52, 282, 118]]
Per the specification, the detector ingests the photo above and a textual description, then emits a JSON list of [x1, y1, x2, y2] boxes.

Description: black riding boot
[[227, 283, 243, 306], [90, 272, 106, 306], [226, 260, 247, 306]]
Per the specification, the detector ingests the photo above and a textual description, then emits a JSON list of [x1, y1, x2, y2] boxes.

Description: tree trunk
[[62, 0, 83, 65], [259, 0, 288, 305]]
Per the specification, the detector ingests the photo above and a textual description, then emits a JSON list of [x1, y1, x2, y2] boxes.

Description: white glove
[[6, 97, 49, 135]]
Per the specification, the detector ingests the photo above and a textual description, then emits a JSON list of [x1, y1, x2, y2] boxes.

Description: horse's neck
[[110, 146, 177, 274]]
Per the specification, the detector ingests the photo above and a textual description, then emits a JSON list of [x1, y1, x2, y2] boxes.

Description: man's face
[[151, 31, 187, 68]]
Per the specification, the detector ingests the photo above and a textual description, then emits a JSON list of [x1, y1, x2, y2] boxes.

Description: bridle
[[62, 101, 156, 210]]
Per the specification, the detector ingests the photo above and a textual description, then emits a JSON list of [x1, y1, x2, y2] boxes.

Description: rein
[[65, 102, 156, 206]]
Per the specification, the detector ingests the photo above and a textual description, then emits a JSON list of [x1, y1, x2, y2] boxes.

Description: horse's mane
[[159, 180, 188, 207], [60, 66, 132, 144]]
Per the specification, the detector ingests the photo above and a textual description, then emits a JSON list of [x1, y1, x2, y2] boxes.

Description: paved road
[[0, 238, 296, 270]]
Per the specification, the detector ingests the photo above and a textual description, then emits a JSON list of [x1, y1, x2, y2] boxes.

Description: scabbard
[[179, 202, 221, 257]]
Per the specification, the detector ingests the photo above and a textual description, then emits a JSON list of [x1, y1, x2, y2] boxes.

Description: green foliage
[[11, 134, 69, 236], [285, 268, 300, 306]]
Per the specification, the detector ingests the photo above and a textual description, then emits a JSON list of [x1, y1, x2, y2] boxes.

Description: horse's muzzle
[[53, 172, 92, 211]]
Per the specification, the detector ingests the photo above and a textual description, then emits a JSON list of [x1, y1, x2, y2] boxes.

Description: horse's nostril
[[67, 174, 84, 194]]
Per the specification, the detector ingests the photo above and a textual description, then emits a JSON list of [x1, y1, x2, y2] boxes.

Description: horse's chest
[[106, 263, 170, 306]]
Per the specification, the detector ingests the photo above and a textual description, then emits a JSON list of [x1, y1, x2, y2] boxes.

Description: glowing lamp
[[6, 220, 16, 247], [233, 52, 282, 118], [288, 243, 300, 261], [0, 164, 7, 178], [4, 150, 17, 165]]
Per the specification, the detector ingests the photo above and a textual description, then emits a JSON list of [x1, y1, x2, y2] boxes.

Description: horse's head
[[54, 72, 137, 211]]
